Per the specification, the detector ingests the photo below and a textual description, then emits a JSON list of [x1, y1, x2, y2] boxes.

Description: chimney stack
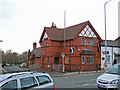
[[51, 22, 56, 28], [33, 42, 37, 49]]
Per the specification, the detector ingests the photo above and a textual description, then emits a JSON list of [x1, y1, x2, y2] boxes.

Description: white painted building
[[118, 1, 120, 37], [101, 38, 120, 69]]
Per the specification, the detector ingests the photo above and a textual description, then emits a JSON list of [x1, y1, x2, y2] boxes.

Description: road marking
[[2, 67, 7, 73]]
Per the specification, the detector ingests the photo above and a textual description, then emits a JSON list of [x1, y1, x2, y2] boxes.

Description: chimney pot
[[33, 42, 37, 49], [51, 22, 56, 28]]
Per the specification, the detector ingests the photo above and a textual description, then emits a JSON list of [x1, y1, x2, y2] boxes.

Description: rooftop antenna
[[64, 11, 66, 48]]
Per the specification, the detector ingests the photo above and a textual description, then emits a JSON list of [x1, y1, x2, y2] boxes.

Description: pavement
[[47, 70, 106, 76]]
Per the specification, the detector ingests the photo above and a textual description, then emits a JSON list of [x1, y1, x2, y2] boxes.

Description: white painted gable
[[42, 32, 49, 41], [78, 25, 97, 38]]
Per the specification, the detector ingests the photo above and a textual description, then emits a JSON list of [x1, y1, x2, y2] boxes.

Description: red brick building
[[28, 21, 102, 72]]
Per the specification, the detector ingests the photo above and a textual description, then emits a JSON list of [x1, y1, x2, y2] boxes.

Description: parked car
[[6, 63, 10, 66], [19, 63, 26, 67], [0, 72, 55, 90], [97, 63, 120, 89]]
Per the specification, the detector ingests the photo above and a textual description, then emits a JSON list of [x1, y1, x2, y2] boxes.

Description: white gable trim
[[78, 25, 97, 38], [42, 32, 49, 41]]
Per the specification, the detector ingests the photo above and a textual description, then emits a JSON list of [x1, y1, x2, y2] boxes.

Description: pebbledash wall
[[28, 21, 102, 72]]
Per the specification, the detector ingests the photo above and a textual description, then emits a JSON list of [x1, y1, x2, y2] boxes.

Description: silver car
[[0, 72, 55, 90], [97, 63, 120, 89]]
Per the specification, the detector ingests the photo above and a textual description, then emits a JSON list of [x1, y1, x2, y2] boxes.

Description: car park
[[97, 63, 120, 89], [0, 72, 55, 90]]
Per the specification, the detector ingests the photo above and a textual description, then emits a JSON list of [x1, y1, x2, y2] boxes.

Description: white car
[[0, 72, 55, 90], [97, 63, 120, 89]]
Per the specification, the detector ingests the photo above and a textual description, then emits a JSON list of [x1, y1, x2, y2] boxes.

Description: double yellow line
[[2, 67, 7, 73]]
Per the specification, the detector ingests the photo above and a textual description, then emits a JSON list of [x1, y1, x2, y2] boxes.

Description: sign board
[[61, 53, 65, 58]]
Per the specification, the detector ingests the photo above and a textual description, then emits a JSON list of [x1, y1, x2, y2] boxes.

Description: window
[[85, 38, 86, 45], [70, 47, 73, 54], [89, 38, 91, 45], [97, 42, 100, 53], [47, 57, 49, 63], [87, 56, 89, 64], [44, 39, 48, 46], [92, 56, 94, 64], [1, 80, 17, 90], [86, 56, 94, 64], [82, 38, 84, 45], [87, 38, 89, 45], [102, 57, 105, 60], [20, 77, 37, 89], [107, 56, 110, 63], [34, 58, 36, 64], [82, 56, 85, 64], [36, 76, 51, 85], [103, 51, 109, 54], [82, 38, 93, 46]]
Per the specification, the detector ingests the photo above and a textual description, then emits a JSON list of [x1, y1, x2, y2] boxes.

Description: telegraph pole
[[104, 0, 111, 69]]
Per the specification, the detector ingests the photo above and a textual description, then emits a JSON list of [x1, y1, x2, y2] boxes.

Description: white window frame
[[82, 56, 85, 64], [70, 47, 73, 54]]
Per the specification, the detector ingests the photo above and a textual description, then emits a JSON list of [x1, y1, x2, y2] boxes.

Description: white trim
[[78, 25, 97, 38], [82, 56, 85, 64], [42, 32, 48, 41]]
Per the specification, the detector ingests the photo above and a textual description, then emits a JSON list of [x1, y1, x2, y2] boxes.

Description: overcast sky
[[0, 0, 119, 54]]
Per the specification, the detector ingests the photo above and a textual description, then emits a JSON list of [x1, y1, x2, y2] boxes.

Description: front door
[[54, 57, 59, 64]]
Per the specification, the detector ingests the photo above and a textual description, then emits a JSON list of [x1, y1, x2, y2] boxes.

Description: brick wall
[[37, 36, 101, 72]]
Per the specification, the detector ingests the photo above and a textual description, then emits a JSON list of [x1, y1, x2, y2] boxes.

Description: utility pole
[[104, 0, 111, 69], [64, 11, 66, 48], [0, 40, 3, 74]]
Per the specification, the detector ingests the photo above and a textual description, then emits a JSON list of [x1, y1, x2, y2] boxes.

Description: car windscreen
[[106, 64, 120, 75]]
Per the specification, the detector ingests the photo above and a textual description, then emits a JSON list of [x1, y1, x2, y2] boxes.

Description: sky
[[0, 0, 119, 54]]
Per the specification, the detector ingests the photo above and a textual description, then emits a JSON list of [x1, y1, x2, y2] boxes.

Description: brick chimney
[[51, 22, 56, 28], [33, 42, 37, 49]]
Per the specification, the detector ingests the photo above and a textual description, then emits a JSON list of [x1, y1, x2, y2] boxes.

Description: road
[[2, 65, 28, 73], [2, 66, 101, 89], [52, 73, 101, 88]]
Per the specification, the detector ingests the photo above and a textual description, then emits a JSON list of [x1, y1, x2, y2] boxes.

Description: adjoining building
[[27, 21, 103, 72], [101, 37, 120, 69], [118, 1, 120, 37]]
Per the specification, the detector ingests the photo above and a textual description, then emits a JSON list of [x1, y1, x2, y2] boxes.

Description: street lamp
[[104, 0, 111, 69], [0, 40, 3, 74]]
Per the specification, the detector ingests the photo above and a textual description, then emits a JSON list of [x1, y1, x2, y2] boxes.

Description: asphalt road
[[2, 65, 28, 73], [52, 73, 101, 88], [2, 66, 101, 89]]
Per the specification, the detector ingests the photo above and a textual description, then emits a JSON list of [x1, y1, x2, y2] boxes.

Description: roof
[[0, 72, 32, 83], [101, 40, 120, 47], [80, 49, 95, 55], [0, 72, 49, 83], [115, 36, 120, 41], [31, 47, 41, 58], [39, 21, 102, 43]]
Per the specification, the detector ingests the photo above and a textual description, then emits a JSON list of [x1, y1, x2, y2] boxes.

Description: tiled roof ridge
[[44, 20, 89, 30]]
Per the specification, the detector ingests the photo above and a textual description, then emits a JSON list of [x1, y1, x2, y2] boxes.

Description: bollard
[[96, 64, 98, 72], [78, 66, 80, 74]]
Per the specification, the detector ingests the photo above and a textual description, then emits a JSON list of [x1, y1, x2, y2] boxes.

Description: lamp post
[[104, 0, 111, 69], [61, 53, 65, 73], [0, 40, 3, 74]]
